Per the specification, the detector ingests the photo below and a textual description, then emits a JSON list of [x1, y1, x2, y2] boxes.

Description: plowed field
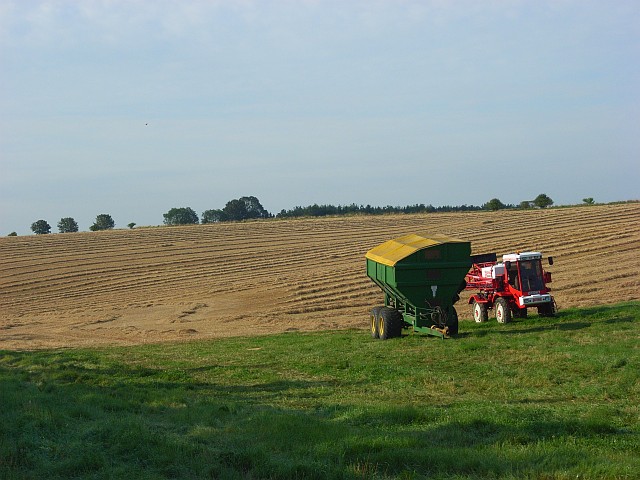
[[1, 203, 639, 350]]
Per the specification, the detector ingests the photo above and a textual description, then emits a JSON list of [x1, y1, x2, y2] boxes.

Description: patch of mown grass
[[1, 302, 639, 479]]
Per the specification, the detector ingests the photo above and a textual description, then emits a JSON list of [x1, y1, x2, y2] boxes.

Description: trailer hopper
[[366, 233, 471, 339]]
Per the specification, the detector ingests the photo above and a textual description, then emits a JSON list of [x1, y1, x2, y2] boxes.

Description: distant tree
[[31, 220, 51, 235], [240, 196, 271, 219], [127, 222, 136, 229], [90, 214, 115, 231], [8, 232, 17, 236], [483, 198, 506, 211], [533, 193, 554, 209], [582, 197, 595, 205], [519, 200, 534, 209], [163, 207, 199, 226], [58, 217, 79, 233], [222, 199, 248, 221], [221, 196, 271, 222], [202, 209, 228, 223]]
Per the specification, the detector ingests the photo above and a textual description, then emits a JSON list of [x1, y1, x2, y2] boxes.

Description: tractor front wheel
[[495, 298, 512, 324], [513, 307, 528, 319], [538, 302, 556, 317], [472, 300, 488, 323]]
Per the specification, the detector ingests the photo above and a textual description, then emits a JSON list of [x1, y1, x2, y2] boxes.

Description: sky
[[1, 0, 639, 235]]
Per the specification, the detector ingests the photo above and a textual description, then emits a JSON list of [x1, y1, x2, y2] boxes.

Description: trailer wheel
[[446, 307, 459, 335], [378, 307, 403, 340], [370, 307, 381, 338], [472, 301, 488, 323], [495, 298, 512, 324]]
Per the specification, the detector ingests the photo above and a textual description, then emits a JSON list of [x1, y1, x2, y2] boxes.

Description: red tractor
[[465, 251, 556, 323]]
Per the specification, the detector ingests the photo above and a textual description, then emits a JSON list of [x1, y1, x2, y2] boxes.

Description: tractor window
[[518, 260, 544, 292], [507, 263, 519, 290]]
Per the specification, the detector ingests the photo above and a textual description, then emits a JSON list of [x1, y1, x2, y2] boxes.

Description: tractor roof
[[502, 252, 543, 262]]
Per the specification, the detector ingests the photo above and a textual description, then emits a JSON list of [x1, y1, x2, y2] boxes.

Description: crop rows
[[1, 203, 638, 349]]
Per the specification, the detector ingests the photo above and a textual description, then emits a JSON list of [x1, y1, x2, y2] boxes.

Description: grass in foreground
[[1, 302, 639, 479]]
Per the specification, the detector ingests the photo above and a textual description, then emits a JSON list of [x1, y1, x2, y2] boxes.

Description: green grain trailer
[[366, 233, 471, 339]]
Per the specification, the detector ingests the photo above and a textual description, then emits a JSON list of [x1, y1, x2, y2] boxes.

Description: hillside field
[[1, 203, 639, 350]]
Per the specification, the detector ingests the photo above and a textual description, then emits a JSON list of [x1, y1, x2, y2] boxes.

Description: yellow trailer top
[[365, 233, 467, 267]]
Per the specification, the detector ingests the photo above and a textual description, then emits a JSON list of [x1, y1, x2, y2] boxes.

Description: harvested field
[[1, 203, 639, 350]]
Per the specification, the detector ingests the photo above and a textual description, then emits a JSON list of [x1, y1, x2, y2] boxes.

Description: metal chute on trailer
[[365, 234, 471, 339]]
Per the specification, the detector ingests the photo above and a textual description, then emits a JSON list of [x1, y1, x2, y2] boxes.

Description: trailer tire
[[370, 307, 381, 338], [495, 298, 512, 324], [378, 307, 403, 340], [472, 301, 488, 323], [447, 307, 459, 335]]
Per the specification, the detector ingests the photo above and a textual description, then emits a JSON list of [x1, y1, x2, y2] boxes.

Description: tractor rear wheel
[[370, 307, 381, 338], [446, 307, 459, 335], [472, 300, 488, 323], [378, 307, 403, 340], [495, 298, 512, 324]]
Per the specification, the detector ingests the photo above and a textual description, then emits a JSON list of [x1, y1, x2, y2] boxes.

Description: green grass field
[[1, 302, 639, 479]]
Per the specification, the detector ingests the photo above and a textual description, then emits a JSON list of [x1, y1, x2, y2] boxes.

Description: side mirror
[[548, 257, 554, 266]]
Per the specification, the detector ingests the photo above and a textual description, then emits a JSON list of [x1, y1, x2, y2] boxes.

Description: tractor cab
[[501, 252, 552, 307]]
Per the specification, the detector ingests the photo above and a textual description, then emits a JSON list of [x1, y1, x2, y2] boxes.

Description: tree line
[[164, 196, 271, 226], [27, 214, 121, 235], [14, 193, 565, 235], [275, 203, 484, 218], [483, 193, 554, 211], [276, 194, 556, 217]]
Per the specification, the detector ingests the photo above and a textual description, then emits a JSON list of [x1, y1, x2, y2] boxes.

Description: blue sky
[[1, 1, 638, 234]]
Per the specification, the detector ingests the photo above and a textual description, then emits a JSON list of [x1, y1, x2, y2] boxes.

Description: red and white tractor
[[465, 251, 556, 323]]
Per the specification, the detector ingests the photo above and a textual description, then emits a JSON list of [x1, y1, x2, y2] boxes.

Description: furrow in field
[[1, 203, 638, 350]]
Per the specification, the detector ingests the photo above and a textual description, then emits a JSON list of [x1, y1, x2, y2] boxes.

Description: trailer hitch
[[430, 325, 450, 338]]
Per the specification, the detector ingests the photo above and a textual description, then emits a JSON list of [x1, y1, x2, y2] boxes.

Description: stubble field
[[1, 203, 639, 350]]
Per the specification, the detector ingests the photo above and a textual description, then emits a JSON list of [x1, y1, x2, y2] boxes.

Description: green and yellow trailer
[[366, 233, 471, 339]]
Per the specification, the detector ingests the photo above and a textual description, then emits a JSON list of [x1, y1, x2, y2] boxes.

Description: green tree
[[533, 193, 554, 209], [127, 223, 136, 229], [8, 232, 17, 236], [163, 207, 199, 226], [221, 196, 271, 222], [90, 214, 115, 231], [519, 200, 533, 209], [31, 220, 51, 235], [483, 198, 506, 211], [582, 197, 595, 205], [202, 209, 228, 223], [58, 217, 79, 233], [223, 199, 249, 221], [240, 196, 271, 219]]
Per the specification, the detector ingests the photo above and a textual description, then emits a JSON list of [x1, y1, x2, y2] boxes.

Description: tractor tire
[[495, 298, 512, 324], [446, 307, 459, 336], [378, 307, 403, 340], [513, 307, 528, 319], [370, 307, 381, 338], [538, 302, 556, 317], [472, 300, 488, 323]]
